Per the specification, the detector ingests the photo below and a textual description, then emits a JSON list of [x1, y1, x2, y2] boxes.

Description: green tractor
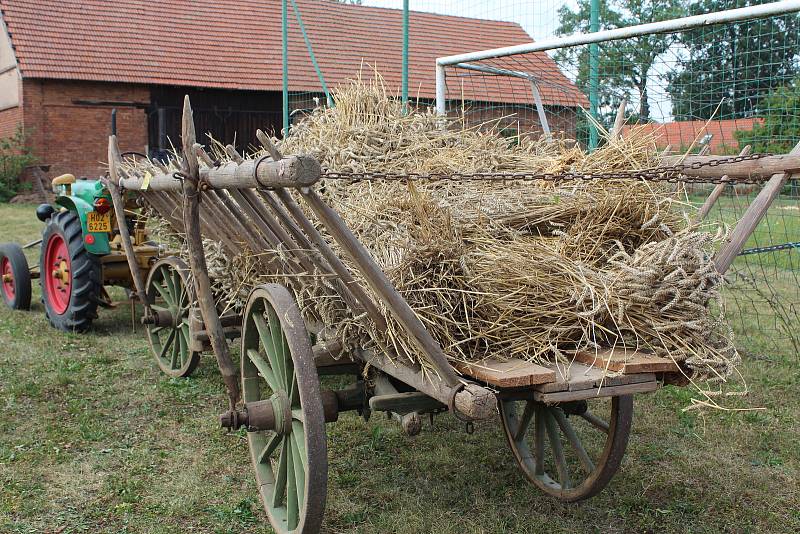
[[0, 172, 161, 332]]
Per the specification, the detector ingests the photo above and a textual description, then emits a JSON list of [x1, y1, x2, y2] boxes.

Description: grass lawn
[[0, 202, 798, 533]]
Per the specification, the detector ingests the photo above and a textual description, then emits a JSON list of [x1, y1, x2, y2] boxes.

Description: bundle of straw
[[131, 74, 739, 383]]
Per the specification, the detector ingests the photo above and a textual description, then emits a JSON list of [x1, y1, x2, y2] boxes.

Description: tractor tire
[[0, 243, 32, 310], [40, 210, 102, 332]]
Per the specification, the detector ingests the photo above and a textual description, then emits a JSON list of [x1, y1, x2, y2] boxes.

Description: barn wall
[[0, 99, 21, 139], [21, 80, 150, 178]]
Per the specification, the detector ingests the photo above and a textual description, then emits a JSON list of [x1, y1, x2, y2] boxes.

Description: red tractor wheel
[[39, 211, 102, 332], [0, 243, 32, 310]]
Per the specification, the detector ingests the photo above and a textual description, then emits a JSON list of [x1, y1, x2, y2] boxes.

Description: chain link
[[739, 241, 800, 256], [322, 153, 775, 185]]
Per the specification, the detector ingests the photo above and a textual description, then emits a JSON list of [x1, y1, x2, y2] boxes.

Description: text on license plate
[[86, 211, 111, 233]]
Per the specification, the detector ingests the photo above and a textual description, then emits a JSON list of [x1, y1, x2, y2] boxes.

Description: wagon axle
[[220, 384, 366, 432]]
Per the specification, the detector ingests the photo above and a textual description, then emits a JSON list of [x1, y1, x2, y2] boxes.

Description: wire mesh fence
[[284, 0, 799, 359]]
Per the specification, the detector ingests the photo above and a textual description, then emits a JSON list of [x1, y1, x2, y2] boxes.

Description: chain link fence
[[285, 0, 800, 358]]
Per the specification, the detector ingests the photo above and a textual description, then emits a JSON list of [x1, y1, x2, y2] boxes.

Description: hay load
[[136, 77, 740, 383]]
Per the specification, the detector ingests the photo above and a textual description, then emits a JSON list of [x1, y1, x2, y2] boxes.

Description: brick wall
[[0, 104, 22, 139], [459, 103, 579, 140], [21, 80, 149, 178]]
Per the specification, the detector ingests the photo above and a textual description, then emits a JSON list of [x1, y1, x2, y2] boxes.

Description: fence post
[[282, 0, 289, 136], [588, 0, 600, 150], [402, 0, 409, 111]]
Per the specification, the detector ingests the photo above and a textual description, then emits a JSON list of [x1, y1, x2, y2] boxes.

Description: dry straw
[[129, 74, 740, 383]]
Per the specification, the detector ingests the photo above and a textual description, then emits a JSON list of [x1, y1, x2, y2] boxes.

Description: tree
[[735, 79, 800, 152], [555, 0, 685, 123], [667, 0, 800, 120]]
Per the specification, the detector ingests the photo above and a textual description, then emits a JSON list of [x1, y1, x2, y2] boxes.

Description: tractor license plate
[[86, 211, 111, 233]]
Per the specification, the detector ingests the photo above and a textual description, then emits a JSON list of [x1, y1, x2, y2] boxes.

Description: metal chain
[[739, 241, 800, 256], [322, 152, 773, 185]]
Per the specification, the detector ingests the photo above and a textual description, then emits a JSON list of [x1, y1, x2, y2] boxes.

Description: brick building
[[621, 118, 764, 154], [0, 0, 586, 179]]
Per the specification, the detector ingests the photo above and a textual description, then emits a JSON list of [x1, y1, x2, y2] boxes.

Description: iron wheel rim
[[145, 257, 200, 377], [242, 284, 327, 534], [500, 395, 633, 502]]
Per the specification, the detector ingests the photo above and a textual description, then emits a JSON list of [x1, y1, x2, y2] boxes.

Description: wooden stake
[[695, 145, 751, 223], [179, 96, 240, 409], [105, 135, 152, 317], [714, 141, 800, 274], [609, 97, 628, 140]]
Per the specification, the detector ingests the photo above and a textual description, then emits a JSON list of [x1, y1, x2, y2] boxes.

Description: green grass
[[1, 203, 798, 533]]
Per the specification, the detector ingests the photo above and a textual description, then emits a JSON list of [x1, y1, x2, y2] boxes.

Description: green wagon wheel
[[500, 396, 633, 501], [242, 284, 327, 534], [145, 257, 200, 378]]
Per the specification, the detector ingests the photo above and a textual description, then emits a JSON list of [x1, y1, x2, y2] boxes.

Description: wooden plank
[[573, 348, 680, 374], [454, 358, 556, 388], [533, 380, 658, 404], [369, 392, 446, 414], [535, 361, 654, 393]]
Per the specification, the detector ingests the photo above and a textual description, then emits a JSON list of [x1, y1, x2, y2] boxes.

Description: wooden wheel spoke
[[291, 408, 304, 423], [267, 307, 294, 391], [291, 421, 306, 466], [514, 400, 536, 442], [553, 409, 595, 474], [579, 411, 610, 434], [253, 312, 286, 387], [258, 433, 281, 464], [271, 440, 288, 508], [247, 349, 280, 392], [286, 438, 299, 530], [160, 268, 176, 304], [178, 326, 190, 366], [158, 329, 176, 361], [171, 272, 184, 307], [170, 330, 181, 369], [534, 406, 546, 476], [290, 429, 305, 515], [151, 303, 169, 313], [544, 410, 571, 489], [152, 281, 172, 305], [151, 325, 167, 335]]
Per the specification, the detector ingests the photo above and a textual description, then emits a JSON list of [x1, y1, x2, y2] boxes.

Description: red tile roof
[[622, 118, 764, 153], [0, 0, 587, 107]]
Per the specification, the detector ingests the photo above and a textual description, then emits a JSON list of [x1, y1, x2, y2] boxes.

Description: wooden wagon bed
[[453, 348, 679, 403]]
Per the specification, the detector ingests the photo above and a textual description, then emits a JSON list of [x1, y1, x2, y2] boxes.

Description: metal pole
[[589, 0, 600, 150], [437, 1, 800, 65], [402, 0, 409, 111], [289, 0, 332, 107], [435, 64, 446, 115], [282, 0, 289, 135]]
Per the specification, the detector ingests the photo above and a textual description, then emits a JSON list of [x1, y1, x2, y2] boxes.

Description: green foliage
[[735, 79, 800, 152], [555, 0, 685, 124], [0, 126, 36, 202], [668, 0, 800, 120]]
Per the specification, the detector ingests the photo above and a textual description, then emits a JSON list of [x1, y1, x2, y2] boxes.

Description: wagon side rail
[[108, 97, 800, 412], [107, 96, 496, 421]]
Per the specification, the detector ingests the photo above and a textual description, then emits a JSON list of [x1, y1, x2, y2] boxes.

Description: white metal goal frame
[[434, 0, 800, 117]]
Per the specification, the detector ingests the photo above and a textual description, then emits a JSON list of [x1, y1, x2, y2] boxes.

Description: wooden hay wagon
[[105, 97, 799, 534]]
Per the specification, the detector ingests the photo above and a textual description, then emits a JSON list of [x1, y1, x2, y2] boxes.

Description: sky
[[360, 0, 579, 41]]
